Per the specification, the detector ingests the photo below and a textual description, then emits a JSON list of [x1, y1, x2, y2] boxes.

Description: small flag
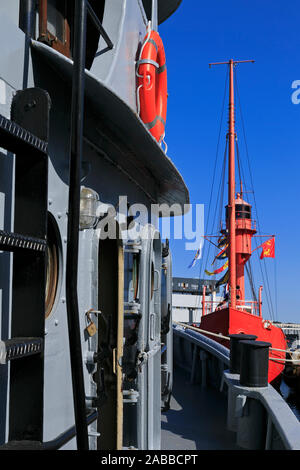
[[205, 260, 228, 276], [216, 270, 229, 288], [212, 244, 228, 264], [188, 245, 202, 268], [222, 283, 229, 297], [260, 237, 275, 259], [217, 235, 227, 248]]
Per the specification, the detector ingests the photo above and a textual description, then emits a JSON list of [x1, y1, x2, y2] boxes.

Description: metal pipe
[[43, 411, 97, 450], [228, 59, 237, 309], [19, 0, 36, 37], [259, 285, 263, 317], [151, 0, 158, 31], [202, 285, 206, 316], [19, 0, 36, 89], [65, 0, 89, 450]]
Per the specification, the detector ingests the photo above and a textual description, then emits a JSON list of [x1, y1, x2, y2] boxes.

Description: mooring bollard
[[229, 334, 257, 374], [227, 334, 257, 432], [239, 340, 271, 387]]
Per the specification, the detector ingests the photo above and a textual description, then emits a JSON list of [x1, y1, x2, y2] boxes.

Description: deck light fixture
[[79, 186, 100, 229]]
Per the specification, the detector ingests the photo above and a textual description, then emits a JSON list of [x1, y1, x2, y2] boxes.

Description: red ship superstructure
[[199, 60, 286, 385]]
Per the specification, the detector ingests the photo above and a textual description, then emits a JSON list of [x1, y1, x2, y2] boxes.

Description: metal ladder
[[0, 87, 50, 448], [0, 0, 114, 450]]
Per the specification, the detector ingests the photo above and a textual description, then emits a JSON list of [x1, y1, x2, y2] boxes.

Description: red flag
[[260, 237, 275, 259]]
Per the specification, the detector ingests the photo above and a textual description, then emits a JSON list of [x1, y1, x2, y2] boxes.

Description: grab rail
[[43, 411, 98, 450], [86, 1, 113, 50]]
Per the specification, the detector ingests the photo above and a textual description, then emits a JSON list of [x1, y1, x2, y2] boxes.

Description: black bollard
[[229, 334, 257, 374], [240, 340, 271, 387]]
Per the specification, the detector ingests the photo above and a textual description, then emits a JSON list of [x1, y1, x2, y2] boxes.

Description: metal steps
[[0, 337, 44, 364], [0, 113, 48, 155], [0, 87, 50, 445], [0, 230, 47, 253], [0, 440, 44, 450]]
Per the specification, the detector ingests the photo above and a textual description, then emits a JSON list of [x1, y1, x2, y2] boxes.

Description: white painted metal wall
[[172, 292, 223, 323]]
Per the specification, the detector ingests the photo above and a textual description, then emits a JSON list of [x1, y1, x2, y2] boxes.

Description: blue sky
[[159, 0, 300, 323]]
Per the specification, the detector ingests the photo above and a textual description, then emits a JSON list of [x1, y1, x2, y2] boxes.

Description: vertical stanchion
[[66, 0, 89, 450]]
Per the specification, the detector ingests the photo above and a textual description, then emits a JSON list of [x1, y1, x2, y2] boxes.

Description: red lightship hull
[[200, 307, 286, 385]]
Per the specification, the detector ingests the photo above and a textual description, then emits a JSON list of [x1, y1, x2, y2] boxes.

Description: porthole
[[45, 213, 61, 318]]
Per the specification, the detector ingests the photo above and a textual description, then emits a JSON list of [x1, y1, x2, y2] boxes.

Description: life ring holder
[[136, 25, 168, 152]]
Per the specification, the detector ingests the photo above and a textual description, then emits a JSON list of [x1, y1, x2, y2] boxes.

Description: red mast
[[209, 59, 254, 308], [200, 62, 287, 386], [228, 59, 236, 308]]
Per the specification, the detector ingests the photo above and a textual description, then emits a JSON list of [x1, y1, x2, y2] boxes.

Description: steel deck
[[161, 367, 241, 450]]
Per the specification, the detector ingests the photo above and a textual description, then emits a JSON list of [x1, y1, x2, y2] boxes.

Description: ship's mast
[[209, 59, 254, 308], [228, 59, 236, 308]]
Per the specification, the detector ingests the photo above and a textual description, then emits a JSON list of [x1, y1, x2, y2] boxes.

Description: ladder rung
[[0, 113, 48, 154], [0, 230, 47, 253], [0, 440, 43, 450], [0, 337, 43, 363]]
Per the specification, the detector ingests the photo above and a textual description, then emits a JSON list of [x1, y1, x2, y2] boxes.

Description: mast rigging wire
[[235, 139, 258, 304], [194, 66, 277, 322], [194, 68, 229, 318], [234, 69, 276, 321], [195, 139, 228, 315]]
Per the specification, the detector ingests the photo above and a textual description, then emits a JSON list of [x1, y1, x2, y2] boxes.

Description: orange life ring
[[137, 30, 167, 143]]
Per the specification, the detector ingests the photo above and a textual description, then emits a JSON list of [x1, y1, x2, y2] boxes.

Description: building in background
[[172, 277, 224, 323]]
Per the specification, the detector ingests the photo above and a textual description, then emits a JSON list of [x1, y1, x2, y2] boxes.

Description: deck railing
[[201, 299, 259, 316], [173, 323, 300, 450]]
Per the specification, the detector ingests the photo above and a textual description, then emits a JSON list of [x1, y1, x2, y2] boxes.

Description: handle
[[153, 269, 160, 292]]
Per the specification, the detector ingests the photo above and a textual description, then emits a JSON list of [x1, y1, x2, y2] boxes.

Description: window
[[38, 0, 71, 57], [38, 0, 106, 69]]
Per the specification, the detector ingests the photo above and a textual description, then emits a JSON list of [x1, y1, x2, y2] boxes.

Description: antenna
[[209, 59, 255, 67]]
